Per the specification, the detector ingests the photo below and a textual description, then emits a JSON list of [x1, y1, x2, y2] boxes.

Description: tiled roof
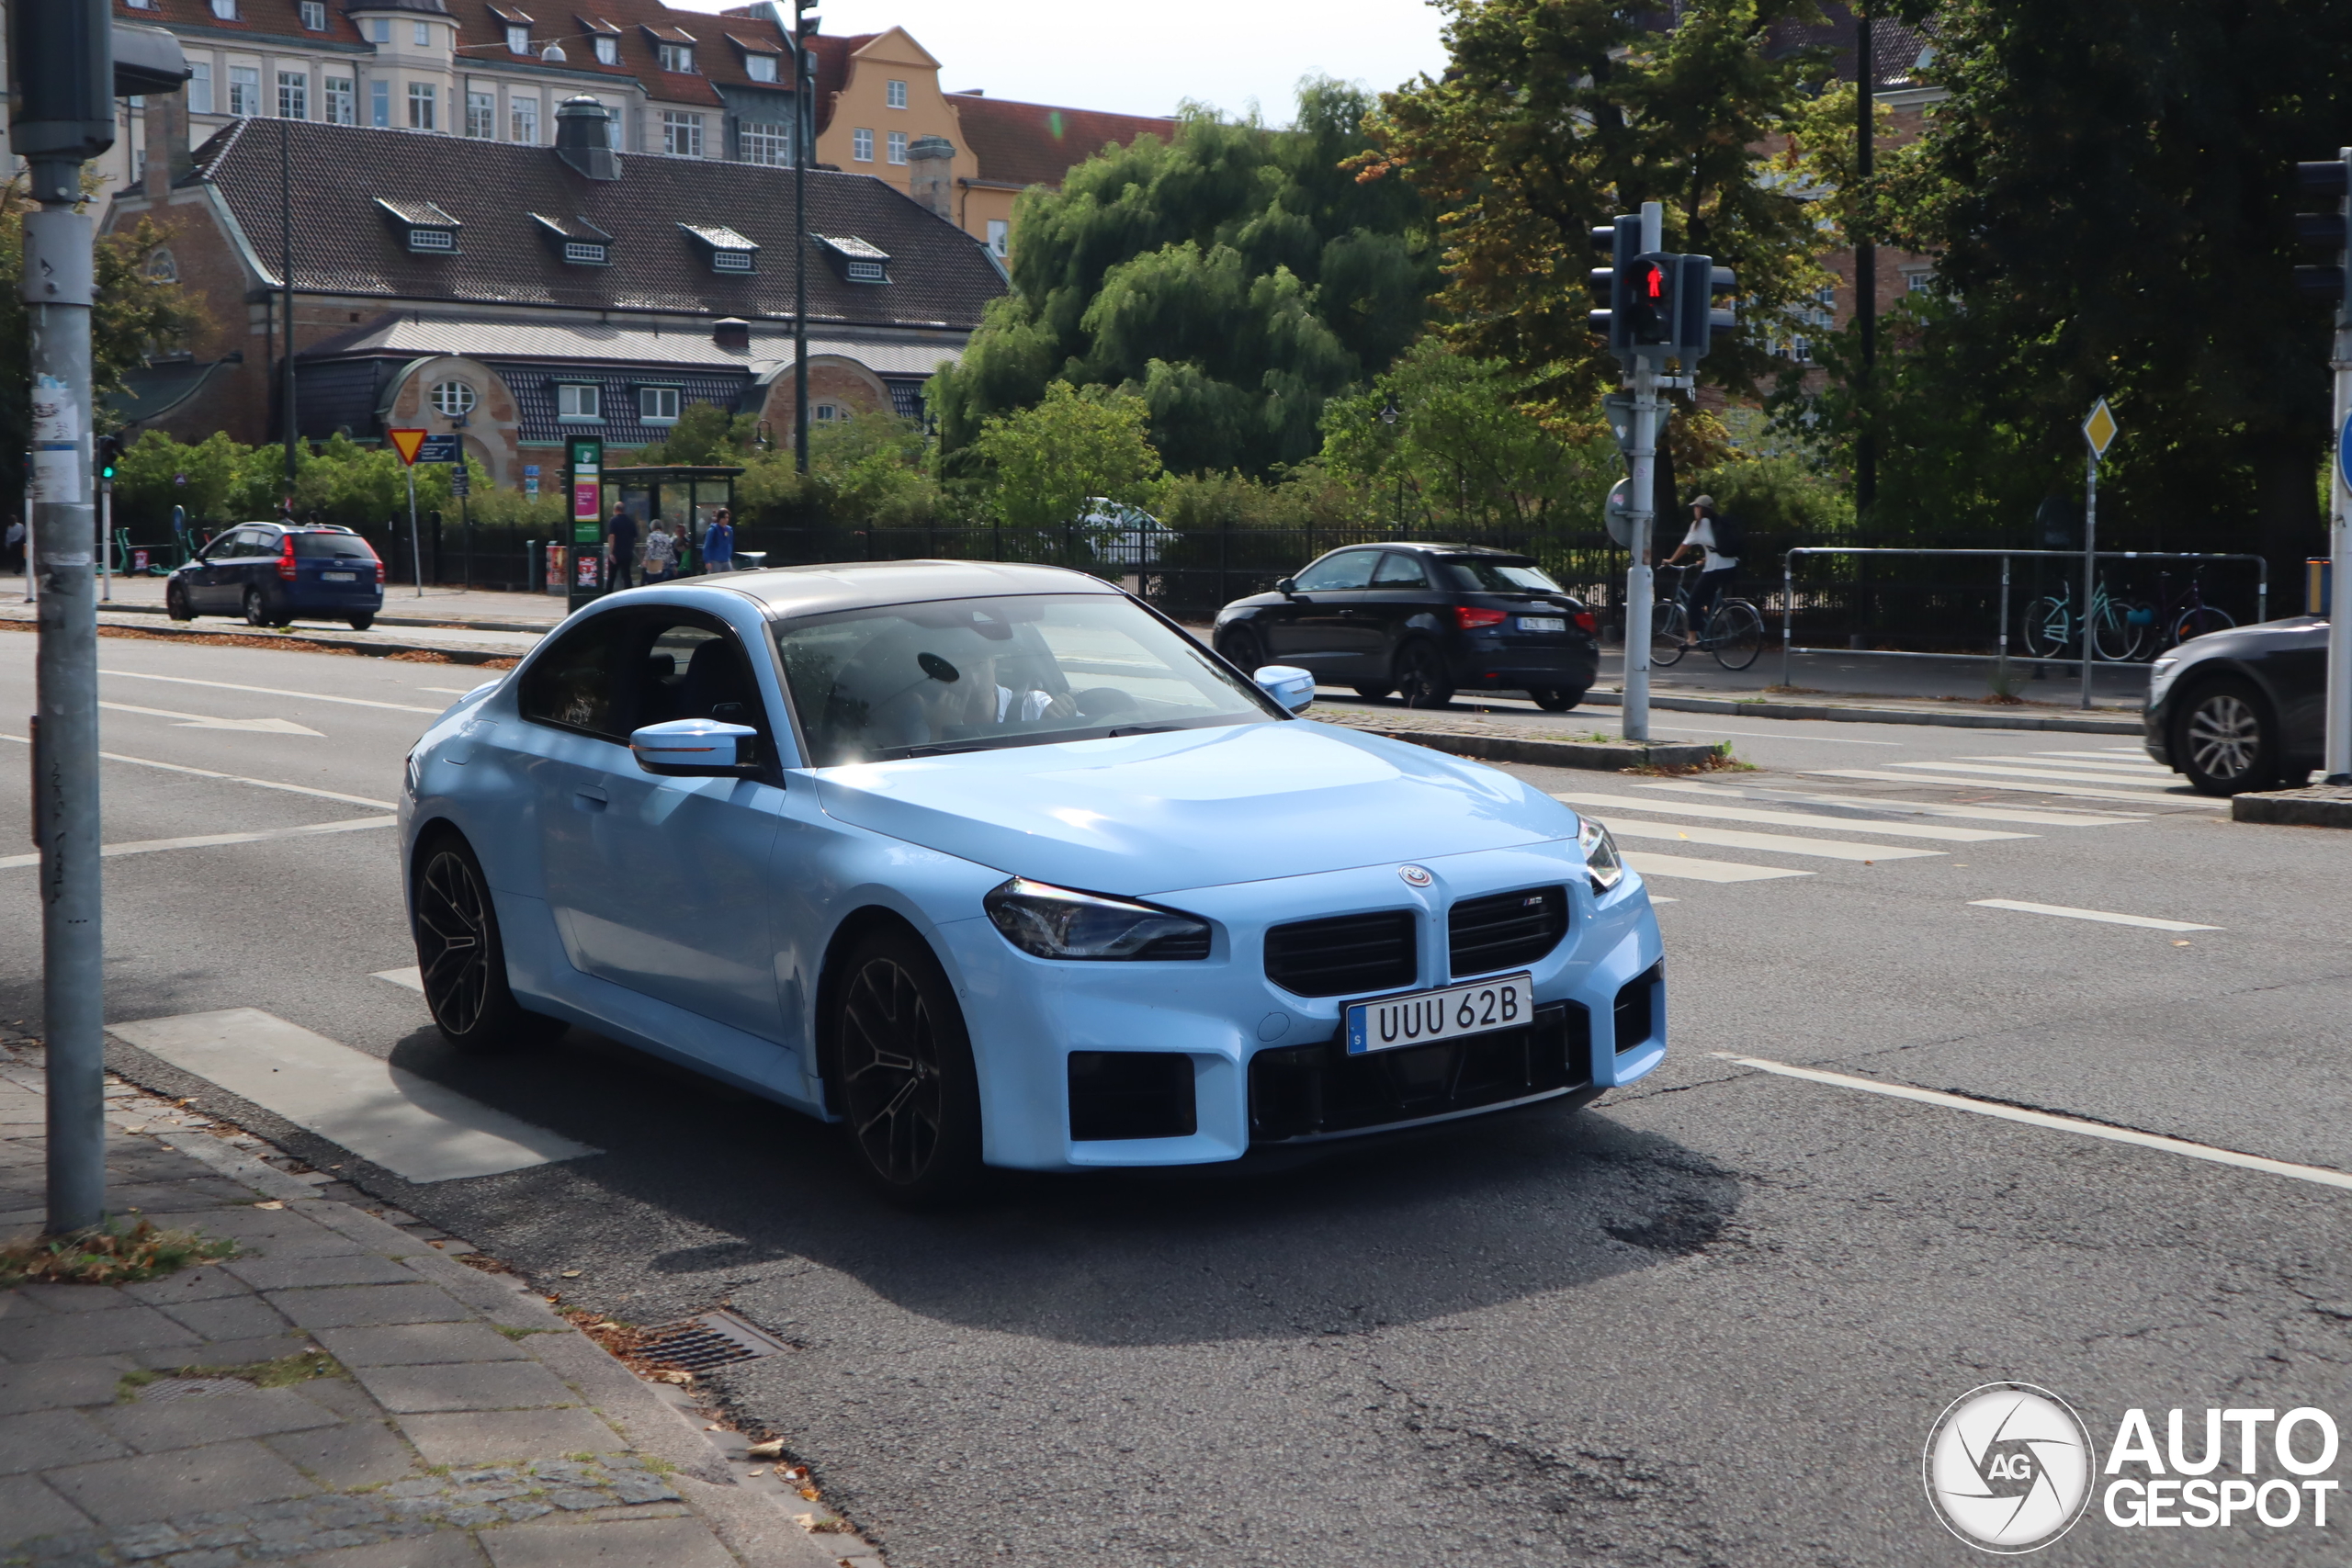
[[947, 95, 1178, 190], [112, 0, 372, 48], [296, 313, 968, 378], [191, 118, 1005, 329], [801, 32, 876, 136], [501, 365, 751, 445], [1767, 5, 1937, 91]]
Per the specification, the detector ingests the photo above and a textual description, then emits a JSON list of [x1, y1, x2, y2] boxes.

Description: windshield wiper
[[1104, 723, 1180, 738]]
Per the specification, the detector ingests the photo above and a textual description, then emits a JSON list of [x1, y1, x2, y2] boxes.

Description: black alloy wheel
[[412, 836, 564, 1054], [1216, 626, 1265, 675], [1394, 640, 1454, 708], [243, 586, 290, 628], [2174, 677, 2279, 795], [165, 581, 194, 621], [1529, 686, 1581, 713], [831, 928, 982, 1203]]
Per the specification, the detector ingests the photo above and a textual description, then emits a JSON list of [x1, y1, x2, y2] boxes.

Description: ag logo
[[1923, 1382, 2096, 1553]]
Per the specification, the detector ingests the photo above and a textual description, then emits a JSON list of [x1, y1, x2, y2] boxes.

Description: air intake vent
[[1448, 886, 1567, 978], [1264, 910, 1415, 998]]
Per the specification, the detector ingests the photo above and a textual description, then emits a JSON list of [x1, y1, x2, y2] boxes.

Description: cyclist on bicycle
[[1664, 494, 1739, 648]]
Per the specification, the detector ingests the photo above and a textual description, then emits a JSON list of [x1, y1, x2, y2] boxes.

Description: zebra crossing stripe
[[1634, 781, 2140, 828], [1595, 818, 1944, 863], [1551, 791, 2031, 843], [1623, 851, 1811, 883], [1885, 760, 2188, 789], [1809, 769, 2224, 808]]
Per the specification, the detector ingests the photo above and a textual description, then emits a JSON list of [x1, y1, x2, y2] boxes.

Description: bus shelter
[[601, 466, 745, 574]]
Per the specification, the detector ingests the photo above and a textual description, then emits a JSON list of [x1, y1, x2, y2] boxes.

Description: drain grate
[[633, 1310, 796, 1374], [138, 1376, 256, 1403]]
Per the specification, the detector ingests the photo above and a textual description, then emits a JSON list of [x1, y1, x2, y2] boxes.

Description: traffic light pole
[[2328, 260, 2352, 784], [1620, 202, 1666, 744]]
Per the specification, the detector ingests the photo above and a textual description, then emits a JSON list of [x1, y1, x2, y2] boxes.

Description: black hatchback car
[[166, 523, 386, 630], [1213, 543, 1600, 709], [2143, 615, 2327, 793]]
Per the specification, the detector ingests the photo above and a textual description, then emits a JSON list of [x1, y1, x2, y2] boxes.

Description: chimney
[[712, 317, 751, 352], [554, 96, 622, 180], [906, 135, 956, 221], [143, 86, 191, 202]]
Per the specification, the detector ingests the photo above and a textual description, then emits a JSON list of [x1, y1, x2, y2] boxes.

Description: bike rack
[[1778, 547, 2268, 705]]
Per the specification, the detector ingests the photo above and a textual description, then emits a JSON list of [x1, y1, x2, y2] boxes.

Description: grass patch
[[0, 1217, 235, 1287], [1623, 743, 1754, 778]]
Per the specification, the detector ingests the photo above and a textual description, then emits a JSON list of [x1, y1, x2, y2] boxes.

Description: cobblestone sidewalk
[[0, 1048, 852, 1568]]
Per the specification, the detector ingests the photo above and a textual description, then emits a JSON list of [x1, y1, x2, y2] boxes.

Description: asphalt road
[[5, 624, 2350, 1566]]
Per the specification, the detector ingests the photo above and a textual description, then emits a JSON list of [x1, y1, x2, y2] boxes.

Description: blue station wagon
[[167, 523, 386, 630]]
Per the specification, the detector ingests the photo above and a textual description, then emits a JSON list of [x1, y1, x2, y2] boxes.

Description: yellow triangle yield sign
[[2082, 400, 2119, 459], [387, 428, 427, 466]]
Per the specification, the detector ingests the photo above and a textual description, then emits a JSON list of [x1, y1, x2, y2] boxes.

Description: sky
[[661, 0, 1453, 122]]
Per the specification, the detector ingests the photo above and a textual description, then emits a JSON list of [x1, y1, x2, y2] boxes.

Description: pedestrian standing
[[3, 514, 23, 576], [700, 508, 734, 574], [606, 504, 639, 592], [643, 520, 678, 582]]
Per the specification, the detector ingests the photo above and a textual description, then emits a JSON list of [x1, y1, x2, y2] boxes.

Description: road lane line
[[1956, 754, 2174, 777], [1714, 1054, 2352, 1194], [1589, 818, 1943, 863], [1645, 726, 1905, 747], [107, 1008, 596, 1183], [98, 700, 323, 736], [2022, 750, 2175, 770], [1552, 791, 2030, 842], [0, 733, 397, 810], [1886, 761, 2184, 789], [1623, 851, 1812, 883], [0, 816, 394, 872], [1967, 898, 2220, 931], [101, 668, 447, 715], [1635, 780, 2140, 827], [1809, 769, 2224, 807]]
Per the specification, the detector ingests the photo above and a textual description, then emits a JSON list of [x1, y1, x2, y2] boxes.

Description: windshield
[[1444, 557, 1563, 593], [776, 592, 1281, 766]]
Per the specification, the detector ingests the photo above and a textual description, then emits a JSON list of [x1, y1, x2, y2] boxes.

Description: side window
[[1293, 550, 1379, 592], [631, 615, 769, 742], [1371, 552, 1430, 588], [517, 615, 633, 742]]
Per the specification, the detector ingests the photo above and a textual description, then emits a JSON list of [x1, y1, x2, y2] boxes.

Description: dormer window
[[679, 222, 758, 275], [813, 233, 891, 285], [659, 43, 694, 73], [582, 15, 623, 65], [375, 197, 462, 254], [532, 212, 614, 266], [595, 36, 617, 64], [746, 52, 776, 83], [508, 26, 530, 52], [299, 1, 326, 29]]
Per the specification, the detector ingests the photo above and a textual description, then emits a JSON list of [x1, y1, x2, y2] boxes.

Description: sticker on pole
[[387, 429, 428, 466], [2082, 400, 2119, 459]]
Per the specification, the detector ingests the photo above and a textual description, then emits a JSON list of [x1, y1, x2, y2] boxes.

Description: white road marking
[[1635, 779, 2140, 827], [1810, 769, 2223, 808], [1552, 791, 2030, 842], [1715, 1054, 2352, 1194], [1956, 753, 2174, 777], [98, 700, 323, 737], [1623, 850, 1812, 883], [1647, 726, 1904, 747], [0, 733, 397, 811], [1888, 760, 2183, 789], [1588, 818, 1943, 863], [1967, 898, 2220, 932], [372, 967, 424, 992], [2023, 750, 2174, 770], [102, 668, 446, 715], [107, 1008, 596, 1183], [0, 816, 394, 872], [417, 687, 477, 696]]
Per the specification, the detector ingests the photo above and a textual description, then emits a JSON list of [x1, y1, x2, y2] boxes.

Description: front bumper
[[935, 836, 1665, 1171]]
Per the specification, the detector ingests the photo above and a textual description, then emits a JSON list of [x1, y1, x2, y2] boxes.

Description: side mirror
[[1253, 664, 1315, 714], [630, 718, 762, 778], [1274, 576, 1298, 597]]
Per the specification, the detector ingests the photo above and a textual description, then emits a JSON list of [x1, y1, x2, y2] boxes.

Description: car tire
[[1216, 626, 1265, 674], [165, 581, 194, 622], [1394, 640, 1454, 708], [1530, 686, 1583, 713], [2172, 677, 2280, 795], [828, 925, 984, 1206], [1351, 682, 1396, 701], [348, 614, 375, 631], [243, 587, 290, 628], [411, 833, 567, 1055]]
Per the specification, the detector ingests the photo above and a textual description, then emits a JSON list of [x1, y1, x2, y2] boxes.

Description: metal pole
[[1997, 552, 2010, 691], [2327, 149, 2352, 781], [792, 12, 809, 476], [280, 118, 297, 502], [98, 477, 111, 602], [1854, 2, 1875, 526], [1621, 203, 1665, 744], [406, 463, 423, 597], [27, 200, 106, 1235], [1780, 550, 1794, 688], [2080, 451, 2098, 709]]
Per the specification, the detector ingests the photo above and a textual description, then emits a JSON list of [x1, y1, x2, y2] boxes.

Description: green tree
[[933, 80, 1435, 476], [969, 382, 1162, 532], [635, 401, 757, 466], [115, 429, 245, 526]]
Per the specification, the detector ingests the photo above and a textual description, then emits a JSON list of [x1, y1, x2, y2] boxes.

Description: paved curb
[[2230, 784, 2352, 828], [1329, 717, 1721, 772], [90, 598, 560, 636], [1573, 689, 2144, 734], [0, 610, 524, 665]]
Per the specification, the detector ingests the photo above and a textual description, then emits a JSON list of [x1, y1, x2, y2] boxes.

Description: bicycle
[[2020, 574, 2140, 662], [1651, 563, 1766, 671], [2135, 565, 2236, 659]]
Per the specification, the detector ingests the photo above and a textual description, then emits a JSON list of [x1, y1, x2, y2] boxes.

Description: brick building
[[100, 99, 1006, 484]]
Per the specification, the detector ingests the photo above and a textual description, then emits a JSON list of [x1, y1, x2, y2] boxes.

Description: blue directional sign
[[416, 434, 461, 463]]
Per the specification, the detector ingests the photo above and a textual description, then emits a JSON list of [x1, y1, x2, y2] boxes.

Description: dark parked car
[[1213, 543, 1600, 709], [2143, 615, 2327, 794], [166, 523, 386, 630]]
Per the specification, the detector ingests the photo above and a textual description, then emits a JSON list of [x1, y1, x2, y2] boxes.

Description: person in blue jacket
[[700, 508, 734, 573]]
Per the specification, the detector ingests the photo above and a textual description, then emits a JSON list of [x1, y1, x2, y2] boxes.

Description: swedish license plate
[[322, 571, 356, 581], [1345, 972, 1532, 1055], [1517, 615, 1566, 634]]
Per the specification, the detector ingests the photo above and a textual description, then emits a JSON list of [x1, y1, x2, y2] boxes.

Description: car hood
[[809, 719, 1578, 895]]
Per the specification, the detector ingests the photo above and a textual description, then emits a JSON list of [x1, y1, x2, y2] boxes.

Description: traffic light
[[2296, 153, 2350, 308], [1674, 255, 1737, 360], [1624, 253, 1677, 346], [96, 434, 120, 484], [1588, 215, 1643, 353]]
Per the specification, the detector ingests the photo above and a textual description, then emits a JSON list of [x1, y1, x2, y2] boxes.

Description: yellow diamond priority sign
[[2083, 400, 2119, 459]]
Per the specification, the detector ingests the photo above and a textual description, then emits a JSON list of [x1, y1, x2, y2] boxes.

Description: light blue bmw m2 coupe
[[400, 561, 1665, 1200]]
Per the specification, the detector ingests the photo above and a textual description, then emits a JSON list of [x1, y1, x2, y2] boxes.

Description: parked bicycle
[[2020, 574, 2140, 661], [1652, 563, 1766, 671], [2133, 565, 2237, 659]]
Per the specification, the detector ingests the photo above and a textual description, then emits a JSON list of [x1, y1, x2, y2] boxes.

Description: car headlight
[[2148, 655, 2182, 709], [984, 878, 1212, 961], [1578, 817, 1626, 895]]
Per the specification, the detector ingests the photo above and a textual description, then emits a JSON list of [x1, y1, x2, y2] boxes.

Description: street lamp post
[[793, 2, 816, 475]]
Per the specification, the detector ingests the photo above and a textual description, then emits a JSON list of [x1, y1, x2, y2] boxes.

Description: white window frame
[[369, 79, 390, 127], [511, 95, 539, 144], [413, 20, 433, 47], [663, 111, 704, 157], [299, 0, 326, 29], [986, 220, 1008, 257], [746, 53, 777, 83], [852, 128, 873, 162], [886, 78, 907, 109], [887, 130, 907, 164], [408, 81, 435, 130], [188, 62, 213, 116], [430, 381, 478, 418], [467, 89, 495, 139], [323, 76, 354, 125], [227, 66, 260, 118], [210, 0, 238, 18], [368, 18, 390, 44], [557, 383, 603, 422], [594, 35, 618, 65], [740, 121, 788, 165], [506, 25, 530, 55], [277, 70, 307, 120], [659, 43, 694, 73], [639, 387, 682, 423], [813, 402, 841, 423]]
